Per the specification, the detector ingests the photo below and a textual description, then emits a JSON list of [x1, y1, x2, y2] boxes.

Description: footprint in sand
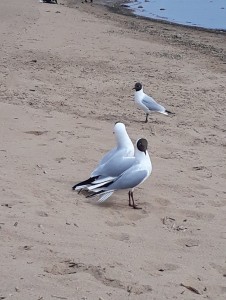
[[36, 211, 49, 217], [44, 260, 152, 295], [210, 263, 226, 277], [154, 197, 171, 207], [209, 199, 226, 208], [157, 263, 179, 272], [176, 238, 200, 248], [109, 232, 130, 242], [24, 130, 48, 136], [221, 173, 226, 180], [191, 165, 212, 178], [121, 209, 149, 222], [105, 220, 136, 227], [179, 209, 215, 222], [142, 261, 179, 275]]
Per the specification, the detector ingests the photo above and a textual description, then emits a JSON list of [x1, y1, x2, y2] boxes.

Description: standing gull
[[72, 122, 134, 191], [87, 138, 152, 209], [133, 82, 173, 123]]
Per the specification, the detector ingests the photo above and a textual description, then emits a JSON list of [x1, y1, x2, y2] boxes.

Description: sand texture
[[0, 0, 226, 299]]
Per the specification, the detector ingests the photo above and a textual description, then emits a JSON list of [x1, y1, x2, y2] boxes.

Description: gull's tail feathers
[[98, 191, 114, 203], [159, 109, 174, 116], [87, 176, 116, 191], [160, 111, 169, 115], [72, 176, 98, 190], [86, 189, 105, 198], [86, 189, 114, 203]]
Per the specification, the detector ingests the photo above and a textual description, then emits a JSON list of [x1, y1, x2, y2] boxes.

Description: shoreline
[[113, 5, 226, 34], [65, 0, 226, 34], [63, 0, 226, 62], [116, 1, 226, 33]]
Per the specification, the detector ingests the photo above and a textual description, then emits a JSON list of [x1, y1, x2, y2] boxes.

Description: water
[[126, 0, 226, 30]]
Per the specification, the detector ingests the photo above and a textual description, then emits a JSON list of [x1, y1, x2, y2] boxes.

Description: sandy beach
[[0, 0, 226, 299]]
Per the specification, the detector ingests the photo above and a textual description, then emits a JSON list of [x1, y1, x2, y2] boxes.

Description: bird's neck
[[116, 131, 132, 148], [135, 89, 144, 100], [134, 148, 146, 162], [135, 149, 152, 170]]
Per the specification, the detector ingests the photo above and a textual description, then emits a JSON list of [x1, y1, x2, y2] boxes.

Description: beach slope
[[0, 0, 226, 299]]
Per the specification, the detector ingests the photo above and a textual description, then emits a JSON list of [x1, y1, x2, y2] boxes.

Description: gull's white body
[[73, 123, 135, 190], [134, 87, 168, 115], [89, 140, 152, 203], [91, 123, 134, 177]]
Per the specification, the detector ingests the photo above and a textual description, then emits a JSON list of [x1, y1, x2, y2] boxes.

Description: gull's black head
[[133, 82, 143, 91], [137, 138, 148, 154]]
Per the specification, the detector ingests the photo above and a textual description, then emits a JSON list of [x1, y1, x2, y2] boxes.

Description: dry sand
[[0, 0, 226, 299]]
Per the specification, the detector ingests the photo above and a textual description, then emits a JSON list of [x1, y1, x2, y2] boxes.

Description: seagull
[[87, 138, 152, 209], [133, 82, 173, 123], [72, 122, 134, 191]]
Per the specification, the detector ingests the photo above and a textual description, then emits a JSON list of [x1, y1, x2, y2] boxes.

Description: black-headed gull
[[133, 82, 173, 123], [87, 138, 152, 209]]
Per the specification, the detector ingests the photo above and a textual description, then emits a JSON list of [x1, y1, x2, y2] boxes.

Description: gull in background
[[133, 82, 173, 123], [87, 138, 152, 209], [72, 122, 134, 191]]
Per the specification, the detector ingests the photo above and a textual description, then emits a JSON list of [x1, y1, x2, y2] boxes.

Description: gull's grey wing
[[142, 94, 165, 112], [108, 168, 149, 190], [92, 155, 135, 177], [91, 147, 117, 177], [98, 147, 117, 166]]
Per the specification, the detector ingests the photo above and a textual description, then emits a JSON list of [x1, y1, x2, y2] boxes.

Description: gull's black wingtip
[[166, 110, 175, 115], [72, 176, 99, 191], [86, 190, 104, 199]]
